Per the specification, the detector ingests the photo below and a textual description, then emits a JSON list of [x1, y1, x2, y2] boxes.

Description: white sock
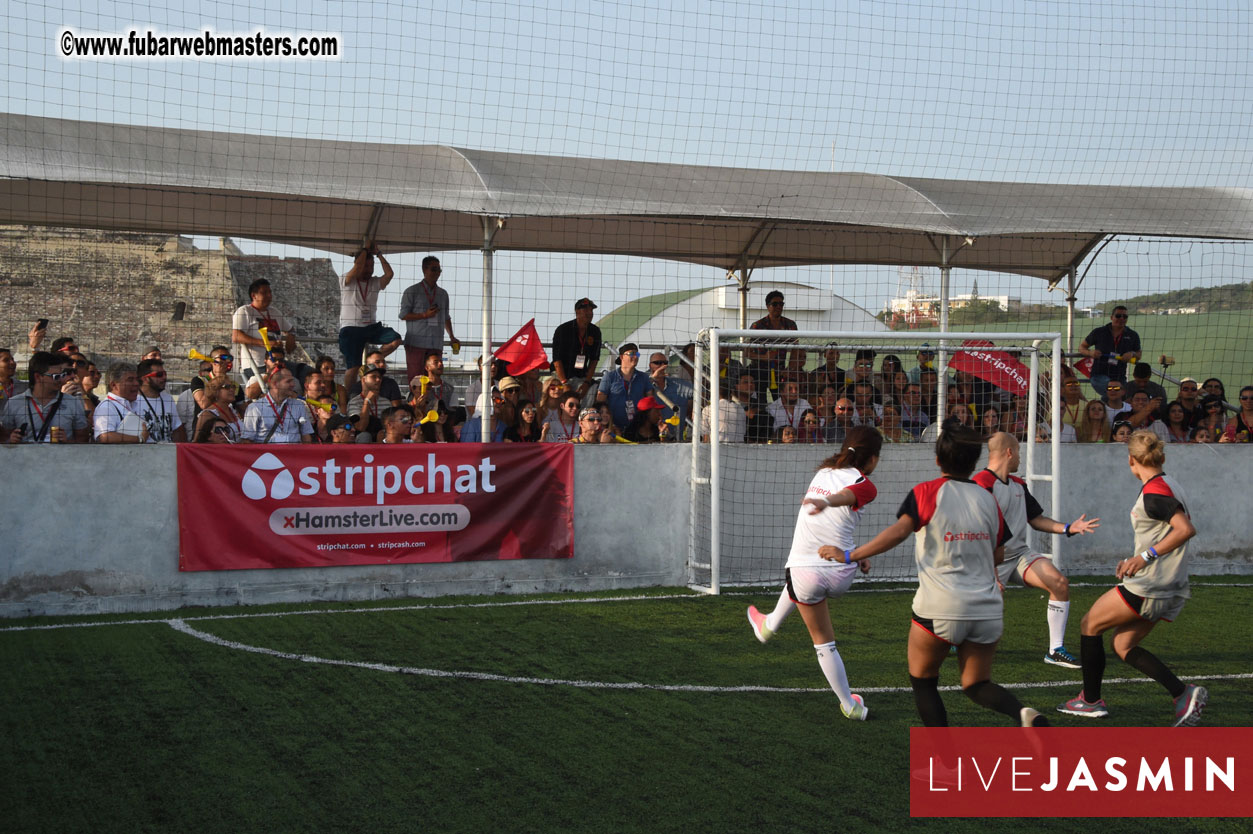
[[1046, 600, 1070, 650], [765, 587, 795, 633], [814, 641, 854, 710]]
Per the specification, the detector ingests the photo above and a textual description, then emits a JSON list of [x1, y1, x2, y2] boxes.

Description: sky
[[4, 0, 1252, 351]]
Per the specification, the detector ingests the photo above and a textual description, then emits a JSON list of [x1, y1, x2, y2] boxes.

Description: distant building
[[0, 226, 338, 380], [884, 291, 1021, 328]]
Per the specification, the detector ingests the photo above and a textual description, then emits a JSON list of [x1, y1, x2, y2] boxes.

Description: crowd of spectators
[[4, 279, 1251, 447]]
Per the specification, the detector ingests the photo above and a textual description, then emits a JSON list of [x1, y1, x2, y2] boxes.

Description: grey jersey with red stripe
[[899, 476, 1010, 621], [972, 469, 1044, 560], [1124, 473, 1192, 599]]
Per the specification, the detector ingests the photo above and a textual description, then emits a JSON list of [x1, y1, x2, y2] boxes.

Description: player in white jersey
[[975, 433, 1099, 667], [1058, 431, 1207, 726], [844, 426, 1050, 728], [746, 426, 883, 720]]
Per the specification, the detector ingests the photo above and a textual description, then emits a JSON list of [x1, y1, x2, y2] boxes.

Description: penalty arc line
[[167, 618, 1253, 695]]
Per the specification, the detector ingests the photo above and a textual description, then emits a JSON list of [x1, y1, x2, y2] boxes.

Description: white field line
[[2, 582, 1251, 634], [167, 618, 1253, 696]]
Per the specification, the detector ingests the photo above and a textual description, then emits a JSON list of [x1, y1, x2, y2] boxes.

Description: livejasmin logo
[[240, 452, 497, 505], [920, 754, 1235, 793]]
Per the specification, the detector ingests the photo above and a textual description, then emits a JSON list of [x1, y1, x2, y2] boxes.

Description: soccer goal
[[688, 328, 1063, 593]]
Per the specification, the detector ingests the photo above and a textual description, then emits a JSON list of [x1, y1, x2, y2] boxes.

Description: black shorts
[[1116, 585, 1145, 614]]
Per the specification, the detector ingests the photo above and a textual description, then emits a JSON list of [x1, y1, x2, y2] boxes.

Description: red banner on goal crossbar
[[177, 443, 574, 570]]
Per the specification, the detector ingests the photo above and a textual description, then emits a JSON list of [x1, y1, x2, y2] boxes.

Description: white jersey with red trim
[[899, 476, 1010, 621], [972, 469, 1044, 560], [785, 467, 877, 569], [1124, 473, 1192, 599]]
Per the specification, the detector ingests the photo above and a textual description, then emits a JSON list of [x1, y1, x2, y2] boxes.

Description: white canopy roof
[[3, 112, 1253, 279]]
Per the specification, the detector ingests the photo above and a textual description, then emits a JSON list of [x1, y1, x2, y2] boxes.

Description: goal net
[[688, 328, 1063, 592]]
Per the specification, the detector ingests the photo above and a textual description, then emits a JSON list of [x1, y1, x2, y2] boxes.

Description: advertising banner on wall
[[177, 443, 574, 571]]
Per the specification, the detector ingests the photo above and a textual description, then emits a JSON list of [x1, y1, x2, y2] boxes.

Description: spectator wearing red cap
[[624, 395, 667, 443]]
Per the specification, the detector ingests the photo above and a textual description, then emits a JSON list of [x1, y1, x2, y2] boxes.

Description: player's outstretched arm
[[1029, 512, 1100, 536]]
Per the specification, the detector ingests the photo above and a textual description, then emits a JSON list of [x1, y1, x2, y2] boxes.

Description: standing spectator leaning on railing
[[339, 241, 402, 395], [133, 359, 186, 443], [94, 363, 147, 444], [1080, 306, 1141, 398], [1, 351, 89, 444]]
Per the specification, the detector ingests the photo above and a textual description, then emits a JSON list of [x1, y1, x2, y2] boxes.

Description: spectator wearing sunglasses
[[1080, 306, 1141, 398], [648, 352, 692, 438], [1101, 380, 1133, 424], [597, 343, 652, 432], [746, 290, 805, 400], [1, 351, 89, 443], [1220, 386, 1253, 443], [572, 407, 606, 444], [133, 358, 186, 443], [190, 347, 244, 420]]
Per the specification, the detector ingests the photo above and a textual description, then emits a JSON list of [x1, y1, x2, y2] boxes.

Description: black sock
[[1123, 646, 1186, 698], [1080, 634, 1106, 702], [909, 674, 948, 727], [963, 679, 1024, 721]]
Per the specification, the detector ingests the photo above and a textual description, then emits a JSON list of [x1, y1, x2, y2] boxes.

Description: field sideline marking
[[167, 618, 1253, 696], [3, 582, 1251, 634]]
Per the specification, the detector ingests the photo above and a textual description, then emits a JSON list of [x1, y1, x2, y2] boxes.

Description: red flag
[[493, 318, 550, 376], [948, 339, 1032, 396], [1073, 356, 1094, 378]]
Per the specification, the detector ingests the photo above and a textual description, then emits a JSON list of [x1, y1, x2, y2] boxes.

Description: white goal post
[[688, 328, 1063, 594]]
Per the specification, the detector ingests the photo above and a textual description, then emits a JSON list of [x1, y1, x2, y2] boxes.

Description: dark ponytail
[[820, 425, 883, 472]]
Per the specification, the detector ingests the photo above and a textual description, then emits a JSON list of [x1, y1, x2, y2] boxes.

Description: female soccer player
[[746, 426, 883, 720], [842, 425, 1050, 727], [1057, 430, 1206, 725]]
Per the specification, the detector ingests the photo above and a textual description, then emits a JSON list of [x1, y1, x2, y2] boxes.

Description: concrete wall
[[2, 442, 1249, 618], [0, 444, 690, 617]]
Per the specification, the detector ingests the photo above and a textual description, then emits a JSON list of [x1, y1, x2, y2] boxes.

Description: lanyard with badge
[[138, 392, 167, 440], [26, 394, 64, 443]]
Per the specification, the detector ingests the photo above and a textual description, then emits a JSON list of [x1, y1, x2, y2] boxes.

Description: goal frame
[[688, 328, 1063, 594]]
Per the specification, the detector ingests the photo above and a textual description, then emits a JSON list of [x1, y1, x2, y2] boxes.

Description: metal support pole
[[1065, 267, 1077, 355], [708, 329, 721, 595], [479, 217, 503, 440], [688, 335, 705, 588], [738, 268, 750, 329], [936, 238, 950, 429]]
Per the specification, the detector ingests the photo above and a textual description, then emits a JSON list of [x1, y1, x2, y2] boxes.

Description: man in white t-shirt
[[231, 278, 298, 389], [94, 362, 149, 443], [133, 358, 186, 443], [766, 380, 812, 430], [339, 242, 402, 395], [243, 368, 314, 444]]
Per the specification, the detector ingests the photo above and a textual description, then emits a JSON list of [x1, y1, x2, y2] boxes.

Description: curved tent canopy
[[3, 112, 1253, 280]]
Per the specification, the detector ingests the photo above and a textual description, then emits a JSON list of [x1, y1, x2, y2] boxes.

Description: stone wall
[[0, 226, 338, 380]]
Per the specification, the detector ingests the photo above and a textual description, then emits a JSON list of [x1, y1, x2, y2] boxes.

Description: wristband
[[844, 550, 852, 564], [1139, 546, 1159, 563], [1064, 522, 1074, 537]]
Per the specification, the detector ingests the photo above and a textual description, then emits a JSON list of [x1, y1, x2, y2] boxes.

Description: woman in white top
[[746, 426, 883, 720]]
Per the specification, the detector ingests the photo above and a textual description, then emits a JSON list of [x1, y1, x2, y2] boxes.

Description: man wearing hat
[[907, 344, 946, 385], [325, 413, 356, 444], [597, 343, 653, 432], [552, 298, 603, 405], [572, 407, 606, 444]]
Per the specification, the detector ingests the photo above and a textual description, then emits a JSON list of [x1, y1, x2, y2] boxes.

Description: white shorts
[[785, 565, 857, 605], [996, 552, 1052, 586]]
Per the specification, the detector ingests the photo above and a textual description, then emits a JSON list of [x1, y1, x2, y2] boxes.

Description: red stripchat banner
[[177, 443, 573, 570], [910, 727, 1253, 817]]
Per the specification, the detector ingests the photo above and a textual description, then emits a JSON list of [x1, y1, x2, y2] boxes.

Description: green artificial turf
[[2, 583, 1249, 834]]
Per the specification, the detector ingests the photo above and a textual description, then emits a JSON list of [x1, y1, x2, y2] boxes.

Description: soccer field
[[3, 582, 1250, 834]]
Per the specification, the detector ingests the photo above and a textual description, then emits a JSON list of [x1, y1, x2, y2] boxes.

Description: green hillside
[[911, 311, 1251, 390]]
